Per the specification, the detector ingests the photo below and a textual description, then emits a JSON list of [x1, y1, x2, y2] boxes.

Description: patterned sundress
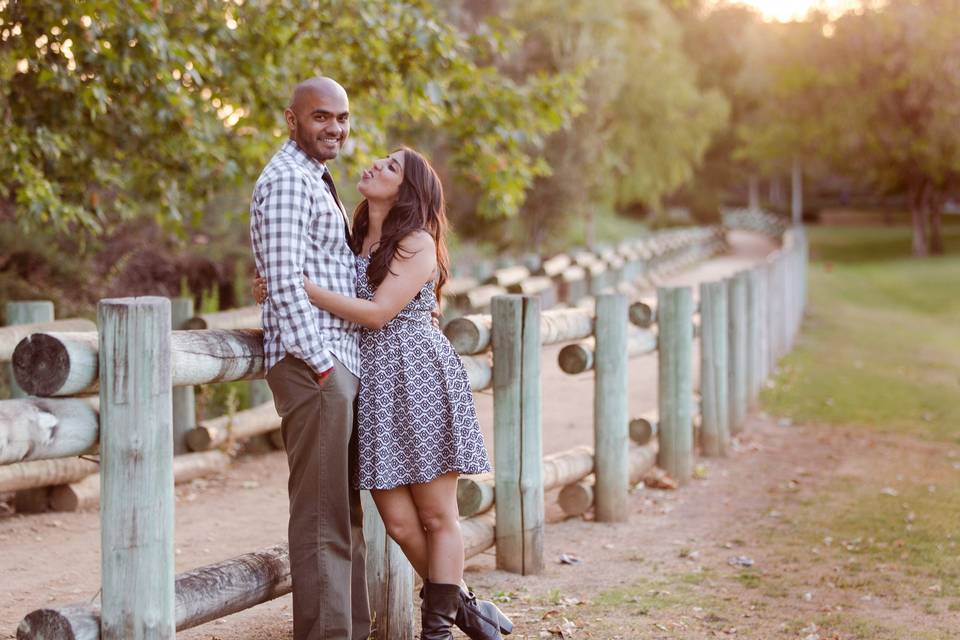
[[353, 254, 491, 490]]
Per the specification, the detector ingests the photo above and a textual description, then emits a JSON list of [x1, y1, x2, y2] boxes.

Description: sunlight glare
[[722, 0, 860, 21]]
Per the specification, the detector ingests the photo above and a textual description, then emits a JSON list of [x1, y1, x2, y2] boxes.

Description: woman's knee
[[381, 512, 423, 544], [416, 504, 459, 534]]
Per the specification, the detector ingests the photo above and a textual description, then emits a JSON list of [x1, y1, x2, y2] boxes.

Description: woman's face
[[357, 150, 405, 203]]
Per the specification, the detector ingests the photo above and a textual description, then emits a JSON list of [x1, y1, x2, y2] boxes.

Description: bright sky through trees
[[721, 0, 860, 21]]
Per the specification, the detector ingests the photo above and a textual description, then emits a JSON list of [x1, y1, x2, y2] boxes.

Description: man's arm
[[302, 232, 437, 330], [256, 174, 333, 377]]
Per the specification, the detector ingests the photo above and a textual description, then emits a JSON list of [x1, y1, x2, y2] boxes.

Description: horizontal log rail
[[0, 456, 100, 493], [50, 451, 230, 512], [13, 329, 265, 397], [183, 306, 261, 330], [558, 443, 658, 517], [458, 445, 594, 518], [445, 306, 594, 355], [0, 318, 96, 362], [0, 397, 99, 465], [557, 328, 657, 375], [187, 402, 280, 452]]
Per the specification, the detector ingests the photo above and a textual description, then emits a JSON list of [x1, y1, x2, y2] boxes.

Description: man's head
[[285, 77, 350, 163]]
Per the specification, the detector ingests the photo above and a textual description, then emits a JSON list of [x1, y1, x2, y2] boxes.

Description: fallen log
[[18, 510, 497, 639], [557, 443, 658, 517], [17, 543, 291, 640], [0, 398, 99, 465], [182, 306, 261, 330], [49, 451, 230, 511], [0, 457, 99, 493], [13, 329, 265, 397]]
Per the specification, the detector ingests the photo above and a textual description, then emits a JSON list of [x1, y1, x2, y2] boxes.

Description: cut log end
[[17, 605, 100, 640], [557, 342, 591, 375], [12, 334, 70, 397], [182, 318, 209, 330], [443, 316, 489, 355], [629, 417, 658, 446]]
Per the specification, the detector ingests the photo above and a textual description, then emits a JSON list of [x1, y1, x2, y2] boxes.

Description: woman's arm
[[305, 232, 437, 330]]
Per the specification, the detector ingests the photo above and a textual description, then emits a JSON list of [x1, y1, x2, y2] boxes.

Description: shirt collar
[[281, 139, 327, 176]]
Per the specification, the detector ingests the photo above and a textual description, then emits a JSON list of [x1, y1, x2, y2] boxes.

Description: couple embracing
[[250, 77, 512, 640]]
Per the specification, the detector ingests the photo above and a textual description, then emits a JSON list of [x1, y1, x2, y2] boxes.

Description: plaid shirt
[[250, 139, 361, 378]]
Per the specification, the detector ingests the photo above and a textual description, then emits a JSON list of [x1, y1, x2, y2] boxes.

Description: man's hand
[[315, 367, 333, 384], [252, 275, 267, 304]]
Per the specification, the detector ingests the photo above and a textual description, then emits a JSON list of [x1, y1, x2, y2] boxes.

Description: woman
[[255, 148, 511, 640]]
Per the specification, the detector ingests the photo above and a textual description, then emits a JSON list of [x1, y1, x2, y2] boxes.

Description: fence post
[[657, 285, 694, 485], [728, 272, 749, 434], [699, 280, 729, 457], [99, 297, 175, 639], [765, 256, 779, 372], [756, 264, 770, 391], [363, 492, 415, 639], [5, 301, 54, 399], [594, 293, 629, 522], [170, 297, 195, 455], [6, 301, 56, 513], [492, 295, 544, 574], [746, 268, 763, 406]]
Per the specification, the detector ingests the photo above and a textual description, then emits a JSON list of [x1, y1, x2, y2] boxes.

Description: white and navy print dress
[[353, 254, 491, 490]]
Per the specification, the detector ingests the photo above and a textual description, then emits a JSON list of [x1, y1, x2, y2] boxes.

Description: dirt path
[[1, 231, 797, 639]]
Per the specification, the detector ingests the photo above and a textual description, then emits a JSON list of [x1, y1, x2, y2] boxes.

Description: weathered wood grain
[[13, 329, 265, 396], [594, 293, 629, 522], [98, 297, 175, 640], [0, 398, 98, 465], [657, 286, 695, 485]]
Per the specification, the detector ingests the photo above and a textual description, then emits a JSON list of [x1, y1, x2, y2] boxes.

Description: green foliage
[[733, 1, 960, 252], [496, 0, 727, 249], [761, 225, 960, 441], [0, 0, 580, 233]]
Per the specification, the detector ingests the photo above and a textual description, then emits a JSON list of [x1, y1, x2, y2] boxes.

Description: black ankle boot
[[421, 581, 460, 640], [456, 589, 513, 639]]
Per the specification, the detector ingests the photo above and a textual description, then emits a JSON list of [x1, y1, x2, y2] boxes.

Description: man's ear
[[284, 108, 296, 133]]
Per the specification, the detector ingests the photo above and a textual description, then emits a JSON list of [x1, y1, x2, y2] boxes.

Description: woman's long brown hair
[[350, 147, 450, 300]]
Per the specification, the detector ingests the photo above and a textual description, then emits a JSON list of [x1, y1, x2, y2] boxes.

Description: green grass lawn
[[755, 224, 960, 638], [762, 225, 960, 441]]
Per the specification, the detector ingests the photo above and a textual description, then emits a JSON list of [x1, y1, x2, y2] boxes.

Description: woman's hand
[[252, 276, 267, 304]]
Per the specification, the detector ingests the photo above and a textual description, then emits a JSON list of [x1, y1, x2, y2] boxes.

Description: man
[[250, 77, 369, 640]]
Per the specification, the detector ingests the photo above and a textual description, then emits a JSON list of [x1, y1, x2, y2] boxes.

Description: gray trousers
[[266, 355, 370, 640]]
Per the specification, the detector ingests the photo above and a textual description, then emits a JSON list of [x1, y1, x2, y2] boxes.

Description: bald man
[[250, 77, 369, 640]]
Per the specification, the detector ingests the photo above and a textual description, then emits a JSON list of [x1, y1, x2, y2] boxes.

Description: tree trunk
[[928, 190, 944, 256], [910, 179, 930, 257], [748, 175, 760, 211]]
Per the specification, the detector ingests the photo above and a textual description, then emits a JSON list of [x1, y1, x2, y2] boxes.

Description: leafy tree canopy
[[0, 0, 582, 234]]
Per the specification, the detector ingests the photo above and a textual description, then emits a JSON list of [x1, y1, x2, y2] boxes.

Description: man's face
[[285, 88, 350, 163]]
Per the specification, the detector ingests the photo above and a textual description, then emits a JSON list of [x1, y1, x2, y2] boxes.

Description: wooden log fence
[[6, 215, 806, 638]]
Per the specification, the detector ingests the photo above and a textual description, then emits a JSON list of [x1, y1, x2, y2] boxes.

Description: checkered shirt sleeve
[[253, 173, 333, 375]]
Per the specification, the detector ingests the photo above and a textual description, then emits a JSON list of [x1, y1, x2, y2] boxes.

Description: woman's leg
[[409, 472, 463, 586], [370, 486, 430, 579]]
